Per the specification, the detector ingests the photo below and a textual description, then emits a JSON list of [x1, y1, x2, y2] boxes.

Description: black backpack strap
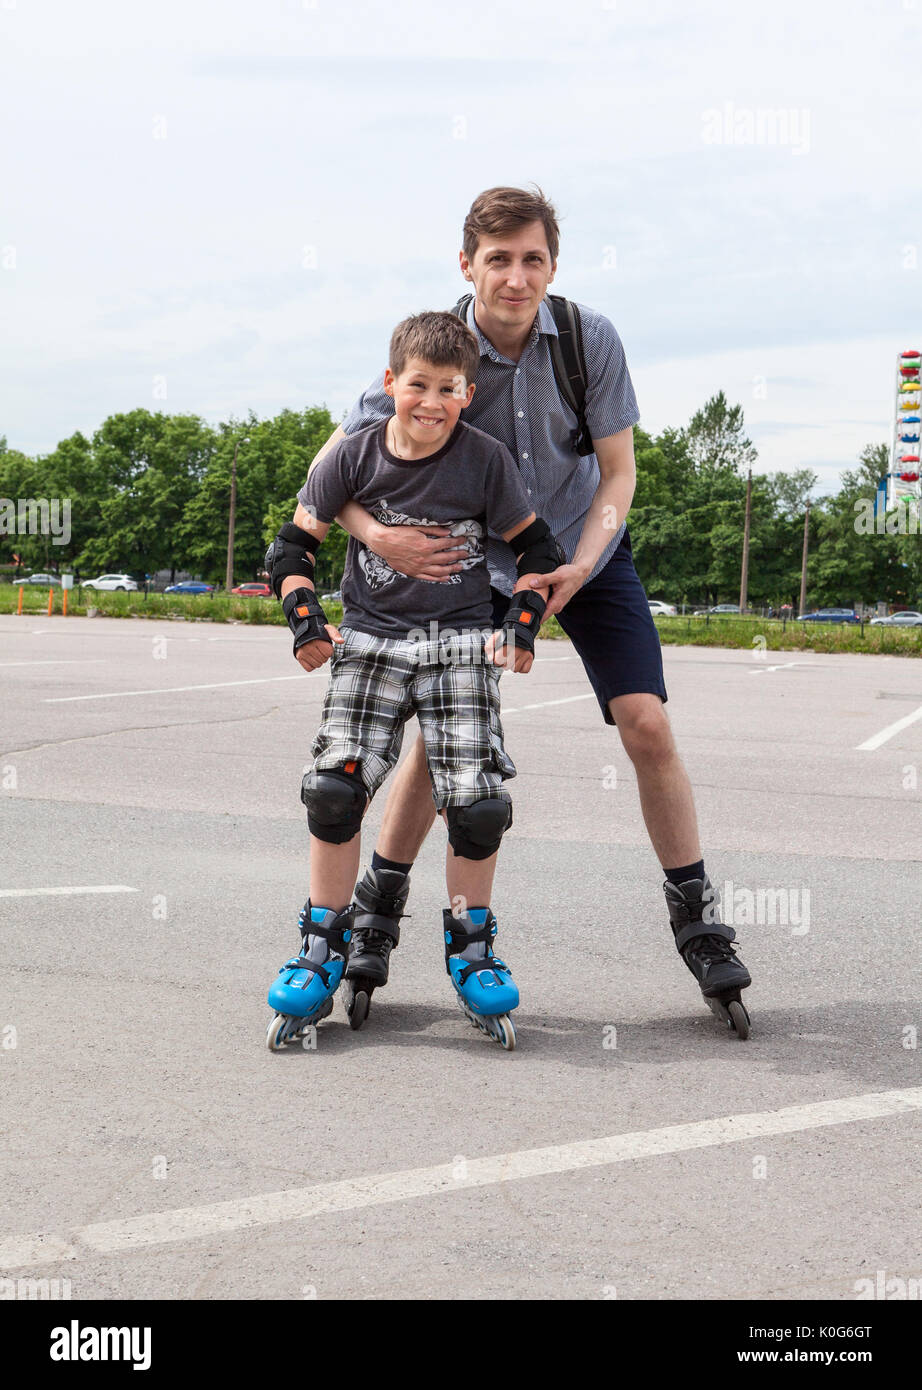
[[450, 293, 475, 322], [547, 294, 593, 456]]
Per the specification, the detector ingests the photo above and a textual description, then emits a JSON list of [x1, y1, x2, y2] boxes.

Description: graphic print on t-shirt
[[358, 505, 484, 590]]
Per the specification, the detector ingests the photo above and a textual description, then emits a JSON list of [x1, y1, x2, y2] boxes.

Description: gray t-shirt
[[298, 420, 533, 640]]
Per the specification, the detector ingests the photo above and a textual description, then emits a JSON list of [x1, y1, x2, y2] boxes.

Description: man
[[292, 185, 752, 1034]]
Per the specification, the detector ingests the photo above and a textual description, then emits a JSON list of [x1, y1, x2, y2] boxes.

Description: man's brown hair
[[389, 310, 479, 386], [462, 185, 560, 265]]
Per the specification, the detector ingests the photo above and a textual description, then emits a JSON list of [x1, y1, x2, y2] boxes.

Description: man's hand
[[536, 563, 590, 619], [295, 625, 344, 672], [369, 523, 469, 582]]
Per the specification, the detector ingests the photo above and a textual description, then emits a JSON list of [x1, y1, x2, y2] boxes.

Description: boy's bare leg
[[309, 834, 362, 910], [443, 832, 498, 915], [376, 732, 438, 863]]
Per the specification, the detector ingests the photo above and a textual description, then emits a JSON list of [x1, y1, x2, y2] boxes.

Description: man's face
[[460, 221, 557, 331], [383, 356, 476, 451]]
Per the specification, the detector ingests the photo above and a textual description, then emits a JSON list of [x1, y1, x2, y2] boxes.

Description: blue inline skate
[[266, 902, 353, 1050], [443, 907, 518, 1051]]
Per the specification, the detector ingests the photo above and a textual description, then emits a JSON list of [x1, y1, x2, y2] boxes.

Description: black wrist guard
[[282, 587, 331, 656], [499, 588, 547, 657], [265, 523, 321, 599], [513, 517, 565, 580]]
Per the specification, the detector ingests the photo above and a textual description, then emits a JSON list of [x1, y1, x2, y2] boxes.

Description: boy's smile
[[383, 356, 476, 459]]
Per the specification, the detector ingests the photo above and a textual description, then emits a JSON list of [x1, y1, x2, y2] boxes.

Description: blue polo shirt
[[342, 297, 640, 596]]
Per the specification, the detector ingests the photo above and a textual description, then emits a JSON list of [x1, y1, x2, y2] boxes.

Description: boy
[[264, 311, 562, 1051]]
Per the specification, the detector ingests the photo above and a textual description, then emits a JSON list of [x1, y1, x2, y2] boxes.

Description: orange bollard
[[47, 588, 53, 616], [62, 588, 68, 617], [17, 586, 23, 615]]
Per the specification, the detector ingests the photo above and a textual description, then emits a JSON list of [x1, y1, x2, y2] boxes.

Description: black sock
[[371, 851, 413, 876], [664, 859, 705, 887]]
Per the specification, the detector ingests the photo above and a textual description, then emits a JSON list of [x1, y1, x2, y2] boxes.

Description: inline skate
[[340, 867, 410, 1030], [443, 907, 519, 1051], [266, 902, 353, 1050], [665, 876, 752, 1039]]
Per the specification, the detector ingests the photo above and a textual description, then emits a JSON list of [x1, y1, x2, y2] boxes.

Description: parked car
[[14, 572, 61, 586], [165, 581, 215, 595], [709, 604, 740, 614], [648, 599, 677, 616], [231, 582, 272, 598], [870, 611, 922, 627], [797, 608, 860, 624], [321, 590, 343, 603], [82, 573, 139, 592]]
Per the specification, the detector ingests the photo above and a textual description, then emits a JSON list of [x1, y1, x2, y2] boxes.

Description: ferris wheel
[[887, 348, 922, 509]]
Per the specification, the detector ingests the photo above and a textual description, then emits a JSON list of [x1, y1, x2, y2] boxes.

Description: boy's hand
[[295, 625, 343, 672], [485, 631, 534, 673]]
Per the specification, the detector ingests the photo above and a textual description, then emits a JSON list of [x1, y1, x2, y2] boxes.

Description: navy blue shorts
[[492, 529, 667, 726]]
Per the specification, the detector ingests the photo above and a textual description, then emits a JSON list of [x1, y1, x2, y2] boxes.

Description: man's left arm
[[538, 425, 636, 619]]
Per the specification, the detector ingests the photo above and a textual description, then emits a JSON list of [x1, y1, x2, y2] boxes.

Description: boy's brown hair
[[389, 311, 479, 387], [462, 185, 560, 266]]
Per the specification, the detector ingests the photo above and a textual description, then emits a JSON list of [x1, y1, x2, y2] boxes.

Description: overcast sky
[[2, 0, 920, 493]]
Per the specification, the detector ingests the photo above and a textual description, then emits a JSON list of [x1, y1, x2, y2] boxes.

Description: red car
[[231, 582, 272, 598]]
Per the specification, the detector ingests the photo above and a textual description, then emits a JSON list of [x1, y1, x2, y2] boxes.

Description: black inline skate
[[340, 867, 410, 1030], [664, 875, 752, 1039]]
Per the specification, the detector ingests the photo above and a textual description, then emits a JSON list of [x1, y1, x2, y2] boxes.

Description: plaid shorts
[[310, 627, 515, 810]]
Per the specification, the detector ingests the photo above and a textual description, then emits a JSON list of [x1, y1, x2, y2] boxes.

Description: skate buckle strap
[[456, 955, 509, 987], [282, 955, 335, 989], [298, 908, 354, 951], [443, 922, 495, 951], [673, 919, 736, 955]]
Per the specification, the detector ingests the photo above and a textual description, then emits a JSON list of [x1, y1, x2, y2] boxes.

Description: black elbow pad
[[513, 517, 565, 578], [265, 522, 321, 599]]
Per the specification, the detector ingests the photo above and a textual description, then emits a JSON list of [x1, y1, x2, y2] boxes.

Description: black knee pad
[[446, 798, 513, 860], [301, 764, 367, 844]]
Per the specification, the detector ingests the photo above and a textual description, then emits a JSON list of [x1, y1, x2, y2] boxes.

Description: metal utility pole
[[225, 438, 246, 591], [798, 502, 811, 616], [739, 468, 752, 612]]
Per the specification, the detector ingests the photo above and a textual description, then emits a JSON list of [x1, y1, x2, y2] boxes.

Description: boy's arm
[[488, 512, 564, 673], [268, 510, 344, 673]]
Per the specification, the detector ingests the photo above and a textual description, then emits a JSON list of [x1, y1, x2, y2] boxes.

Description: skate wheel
[[266, 1013, 290, 1052], [494, 1015, 516, 1051], [348, 989, 370, 1031], [727, 999, 751, 1040]]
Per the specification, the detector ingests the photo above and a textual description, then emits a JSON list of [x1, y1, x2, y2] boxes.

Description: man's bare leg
[[608, 693, 701, 869], [375, 732, 438, 864]]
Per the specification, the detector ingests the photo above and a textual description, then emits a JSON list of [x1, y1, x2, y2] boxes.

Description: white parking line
[[502, 693, 595, 715], [0, 660, 107, 668], [0, 886, 138, 898], [856, 705, 922, 751], [750, 662, 802, 676], [44, 674, 320, 703], [1, 1087, 918, 1267]]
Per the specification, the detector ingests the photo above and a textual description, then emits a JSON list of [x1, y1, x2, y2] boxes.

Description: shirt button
[[515, 368, 521, 375], [522, 452, 528, 459], [527, 488, 532, 495], [517, 410, 524, 418]]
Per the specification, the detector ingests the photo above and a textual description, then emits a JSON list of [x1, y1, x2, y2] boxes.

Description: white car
[[648, 599, 677, 616], [82, 573, 139, 592], [870, 611, 922, 627]]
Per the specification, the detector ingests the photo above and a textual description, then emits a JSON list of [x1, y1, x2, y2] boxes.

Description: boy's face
[[459, 220, 557, 332], [383, 357, 476, 451]]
